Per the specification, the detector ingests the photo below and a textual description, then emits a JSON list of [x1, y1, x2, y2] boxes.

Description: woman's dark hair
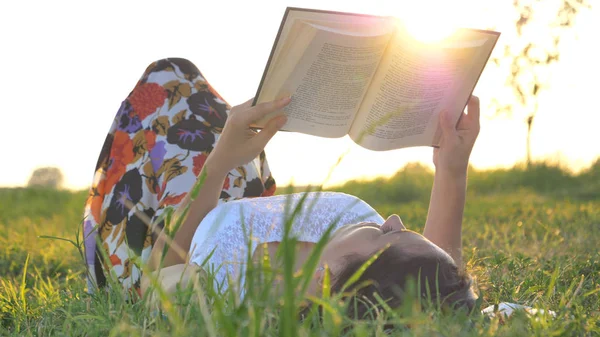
[[329, 245, 477, 319]]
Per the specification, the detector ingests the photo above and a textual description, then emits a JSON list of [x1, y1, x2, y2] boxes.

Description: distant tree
[[27, 167, 64, 189], [491, 0, 590, 166]]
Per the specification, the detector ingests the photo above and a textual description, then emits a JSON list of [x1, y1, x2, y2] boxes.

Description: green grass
[[1, 161, 599, 336]]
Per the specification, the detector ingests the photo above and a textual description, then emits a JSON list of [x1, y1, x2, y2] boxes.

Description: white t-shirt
[[188, 192, 384, 295]]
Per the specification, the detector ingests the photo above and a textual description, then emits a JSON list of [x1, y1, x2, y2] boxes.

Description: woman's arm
[[141, 263, 205, 300], [147, 97, 290, 270], [422, 96, 480, 267], [148, 165, 228, 270], [423, 170, 467, 266]]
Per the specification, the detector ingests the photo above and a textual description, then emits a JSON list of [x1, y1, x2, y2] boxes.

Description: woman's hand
[[149, 97, 290, 269], [433, 96, 480, 176], [205, 97, 290, 175]]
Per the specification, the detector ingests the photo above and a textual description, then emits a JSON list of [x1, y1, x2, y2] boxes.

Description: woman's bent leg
[[82, 58, 276, 295]]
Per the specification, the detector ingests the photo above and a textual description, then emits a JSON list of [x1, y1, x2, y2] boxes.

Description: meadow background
[[1, 0, 599, 335], [1, 161, 598, 336]]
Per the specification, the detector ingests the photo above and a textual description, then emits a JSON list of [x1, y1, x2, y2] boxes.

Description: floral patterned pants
[[82, 58, 276, 294]]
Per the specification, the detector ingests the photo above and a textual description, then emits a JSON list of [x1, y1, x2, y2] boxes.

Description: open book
[[252, 7, 500, 151]]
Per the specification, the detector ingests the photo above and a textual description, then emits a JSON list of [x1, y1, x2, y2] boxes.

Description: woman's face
[[310, 215, 452, 289]]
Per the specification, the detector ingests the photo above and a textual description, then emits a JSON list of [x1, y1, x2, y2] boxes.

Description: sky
[[0, 0, 598, 190]]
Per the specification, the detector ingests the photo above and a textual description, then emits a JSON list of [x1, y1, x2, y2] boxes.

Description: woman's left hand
[[205, 97, 290, 175], [433, 95, 480, 177]]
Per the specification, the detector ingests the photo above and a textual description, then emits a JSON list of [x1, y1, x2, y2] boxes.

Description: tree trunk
[[526, 115, 534, 168]]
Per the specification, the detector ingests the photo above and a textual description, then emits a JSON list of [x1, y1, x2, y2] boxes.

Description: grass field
[[0, 162, 598, 336]]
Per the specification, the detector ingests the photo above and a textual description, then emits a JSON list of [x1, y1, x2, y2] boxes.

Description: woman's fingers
[[239, 98, 255, 109], [456, 95, 480, 131], [252, 115, 288, 151], [466, 95, 480, 128], [439, 108, 458, 137], [244, 96, 291, 124], [230, 98, 255, 116]]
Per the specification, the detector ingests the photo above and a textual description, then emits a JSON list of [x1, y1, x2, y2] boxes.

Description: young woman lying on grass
[[83, 58, 479, 318]]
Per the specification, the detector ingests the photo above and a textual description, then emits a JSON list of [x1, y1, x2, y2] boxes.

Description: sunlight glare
[[386, 0, 467, 43]]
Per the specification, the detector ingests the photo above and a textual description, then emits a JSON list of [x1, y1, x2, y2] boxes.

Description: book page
[[256, 22, 393, 138], [258, 20, 320, 104], [256, 8, 394, 97], [259, 19, 393, 104], [349, 27, 499, 150]]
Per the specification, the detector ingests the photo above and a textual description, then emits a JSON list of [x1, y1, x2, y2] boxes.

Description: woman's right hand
[[205, 97, 290, 175]]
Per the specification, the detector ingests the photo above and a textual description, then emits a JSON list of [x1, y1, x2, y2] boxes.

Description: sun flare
[[385, 0, 465, 43]]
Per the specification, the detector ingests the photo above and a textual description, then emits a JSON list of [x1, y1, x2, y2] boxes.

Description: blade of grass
[[19, 253, 30, 319]]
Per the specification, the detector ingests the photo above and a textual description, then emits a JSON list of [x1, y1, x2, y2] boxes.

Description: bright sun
[[385, 0, 467, 42]]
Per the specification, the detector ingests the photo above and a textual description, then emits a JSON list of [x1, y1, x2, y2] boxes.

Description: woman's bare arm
[[423, 170, 467, 266], [141, 263, 205, 299], [148, 165, 228, 270], [147, 97, 290, 271], [422, 96, 480, 267]]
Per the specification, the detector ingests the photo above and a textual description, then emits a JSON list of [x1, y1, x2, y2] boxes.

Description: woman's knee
[[128, 57, 229, 132], [140, 58, 204, 83]]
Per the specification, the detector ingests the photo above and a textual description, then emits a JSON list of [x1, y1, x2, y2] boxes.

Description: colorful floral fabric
[[82, 58, 276, 294]]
